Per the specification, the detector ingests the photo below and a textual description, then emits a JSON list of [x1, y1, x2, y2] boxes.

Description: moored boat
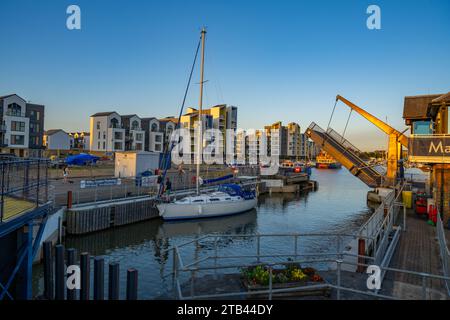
[[315, 151, 342, 169], [157, 184, 257, 220]]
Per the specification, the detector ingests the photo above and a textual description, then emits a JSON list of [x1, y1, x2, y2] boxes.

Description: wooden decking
[[2, 196, 36, 221], [385, 210, 448, 299]]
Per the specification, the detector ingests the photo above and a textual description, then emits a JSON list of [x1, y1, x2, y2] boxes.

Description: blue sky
[[1, 0, 449, 150]]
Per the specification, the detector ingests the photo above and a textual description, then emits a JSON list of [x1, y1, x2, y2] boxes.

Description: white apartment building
[[0, 94, 30, 156], [121, 114, 145, 151], [89, 112, 125, 152]]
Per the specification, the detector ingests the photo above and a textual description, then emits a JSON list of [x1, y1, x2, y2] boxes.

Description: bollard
[[357, 239, 366, 273], [126, 269, 138, 300], [43, 241, 54, 300], [67, 190, 73, 209], [54, 244, 65, 300], [108, 263, 120, 300], [80, 252, 90, 300], [94, 257, 105, 300], [66, 248, 77, 300]]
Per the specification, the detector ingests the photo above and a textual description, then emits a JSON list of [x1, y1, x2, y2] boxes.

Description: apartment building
[[300, 133, 318, 159], [26, 103, 45, 157], [89, 112, 125, 152], [141, 117, 164, 153], [181, 104, 237, 162], [121, 115, 145, 151], [180, 110, 213, 160], [264, 121, 288, 158], [0, 94, 45, 157], [286, 122, 301, 160]]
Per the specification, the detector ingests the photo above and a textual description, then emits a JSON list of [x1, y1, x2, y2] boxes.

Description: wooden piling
[[108, 263, 120, 300], [126, 269, 138, 300], [93, 257, 105, 300], [54, 244, 65, 300], [357, 238, 366, 273], [43, 241, 54, 300], [66, 248, 77, 300], [80, 252, 90, 300]]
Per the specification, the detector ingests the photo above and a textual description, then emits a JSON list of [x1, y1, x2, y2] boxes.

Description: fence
[[0, 159, 49, 222], [41, 241, 139, 300], [167, 231, 450, 300], [436, 212, 450, 295]]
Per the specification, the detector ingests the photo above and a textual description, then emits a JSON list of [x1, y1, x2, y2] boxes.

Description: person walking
[[63, 166, 69, 183]]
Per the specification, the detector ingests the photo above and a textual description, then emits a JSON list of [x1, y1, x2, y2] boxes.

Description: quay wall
[[66, 196, 159, 235]]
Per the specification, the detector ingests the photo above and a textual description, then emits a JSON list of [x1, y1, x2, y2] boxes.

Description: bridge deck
[[385, 210, 448, 299]]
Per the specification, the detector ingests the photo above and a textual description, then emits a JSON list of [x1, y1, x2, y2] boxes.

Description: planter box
[[242, 279, 331, 298]]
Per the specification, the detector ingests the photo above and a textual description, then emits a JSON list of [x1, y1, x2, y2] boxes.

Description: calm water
[[33, 168, 372, 299]]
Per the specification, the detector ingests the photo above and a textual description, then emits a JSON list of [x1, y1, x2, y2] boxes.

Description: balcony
[[5, 110, 25, 117]]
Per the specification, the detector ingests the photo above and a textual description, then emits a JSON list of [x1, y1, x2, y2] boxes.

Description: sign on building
[[409, 136, 450, 163]]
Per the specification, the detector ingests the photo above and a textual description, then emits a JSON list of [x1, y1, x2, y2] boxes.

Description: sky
[[1, 0, 449, 151]]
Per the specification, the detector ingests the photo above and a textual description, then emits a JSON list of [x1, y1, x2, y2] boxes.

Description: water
[[33, 168, 372, 299]]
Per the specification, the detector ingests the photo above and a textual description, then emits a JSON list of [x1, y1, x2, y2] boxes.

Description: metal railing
[[436, 212, 450, 295], [167, 231, 450, 300], [53, 184, 158, 207]]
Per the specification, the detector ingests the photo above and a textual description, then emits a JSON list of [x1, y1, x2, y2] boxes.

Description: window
[[10, 135, 25, 145], [110, 118, 119, 128], [155, 135, 162, 142], [103, 142, 106, 149], [136, 133, 143, 141], [114, 132, 123, 140], [98, 142, 100, 149], [192, 199, 204, 203], [98, 132, 100, 139], [413, 121, 432, 135], [97, 121, 100, 129], [7, 103, 22, 116], [11, 121, 25, 132], [151, 123, 158, 132], [132, 120, 139, 130], [103, 131, 106, 139], [114, 142, 122, 150], [36, 111, 40, 121]]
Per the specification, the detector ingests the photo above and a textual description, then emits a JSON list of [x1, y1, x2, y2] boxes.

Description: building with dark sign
[[404, 92, 450, 223]]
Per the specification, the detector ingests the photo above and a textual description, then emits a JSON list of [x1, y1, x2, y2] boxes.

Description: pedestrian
[[63, 166, 69, 183], [165, 177, 172, 196]]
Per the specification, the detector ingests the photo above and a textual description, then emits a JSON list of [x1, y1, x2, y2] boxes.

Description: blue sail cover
[[65, 153, 100, 166], [218, 183, 256, 200]]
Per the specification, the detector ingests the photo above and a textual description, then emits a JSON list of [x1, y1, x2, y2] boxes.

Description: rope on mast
[[158, 36, 202, 198]]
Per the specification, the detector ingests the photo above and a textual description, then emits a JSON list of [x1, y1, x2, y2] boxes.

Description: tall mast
[[197, 27, 206, 194]]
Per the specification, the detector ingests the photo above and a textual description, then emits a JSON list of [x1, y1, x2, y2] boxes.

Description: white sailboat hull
[[157, 197, 257, 221]]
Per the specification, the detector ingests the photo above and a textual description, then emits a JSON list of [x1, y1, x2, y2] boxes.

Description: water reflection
[[34, 169, 373, 299]]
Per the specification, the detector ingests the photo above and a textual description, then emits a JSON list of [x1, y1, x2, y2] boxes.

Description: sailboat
[[157, 28, 258, 221]]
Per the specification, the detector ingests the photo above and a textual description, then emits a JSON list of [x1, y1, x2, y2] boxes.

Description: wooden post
[[66, 248, 77, 300], [126, 269, 138, 300], [80, 252, 90, 300], [94, 257, 105, 300], [108, 263, 120, 300], [43, 241, 54, 300], [67, 190, 73, 209], [54, 245, 65, 300], [357, 238, 366, 273]]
